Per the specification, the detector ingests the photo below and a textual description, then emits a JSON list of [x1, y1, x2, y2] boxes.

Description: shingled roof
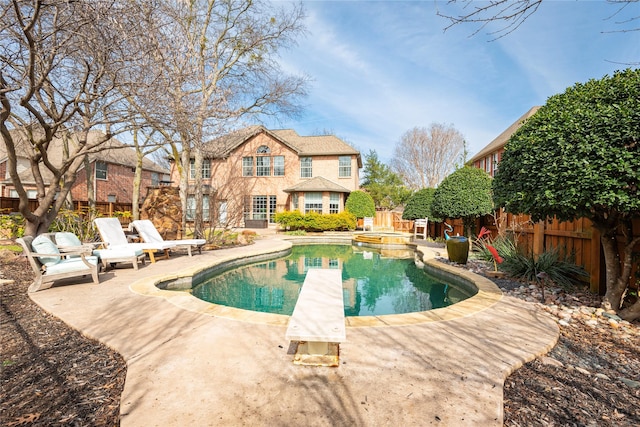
[[203, 126, 362, 167], [0, 130, 169, 185], [283, 176, 352, 193], [470, 106, 541, 163]]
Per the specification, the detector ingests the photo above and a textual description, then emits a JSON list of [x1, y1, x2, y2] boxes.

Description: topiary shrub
[[345, 190, 375, 219], [402, 188, 440, 221], [432, 166, 493, 237]]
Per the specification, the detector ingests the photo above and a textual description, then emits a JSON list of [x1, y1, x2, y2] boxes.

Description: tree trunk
[[600, 232, 625, 312]]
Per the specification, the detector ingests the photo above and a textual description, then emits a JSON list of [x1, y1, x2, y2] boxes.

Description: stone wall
[[140, 187, 182, 239]]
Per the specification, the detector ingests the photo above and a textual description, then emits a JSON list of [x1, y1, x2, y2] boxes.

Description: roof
[[470, 106, 541, 163], [0, 129, 169, 185], [283, 176, 352, 193], [203, 126, 362, 167]]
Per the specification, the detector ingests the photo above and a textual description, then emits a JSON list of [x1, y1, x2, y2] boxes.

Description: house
[[170, 126, 362, 227], [470, 106, 540, 176], [0, 130, 170, 204]]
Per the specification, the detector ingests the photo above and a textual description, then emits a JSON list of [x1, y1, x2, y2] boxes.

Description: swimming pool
[[191, 244, 474, 316]]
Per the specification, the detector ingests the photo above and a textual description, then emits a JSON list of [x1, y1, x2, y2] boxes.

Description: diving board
[[285, 269, 346, 366]]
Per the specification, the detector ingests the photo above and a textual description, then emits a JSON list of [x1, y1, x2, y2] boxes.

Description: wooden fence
[[0, 197, 135, 227], [372, 209, 638, 293]]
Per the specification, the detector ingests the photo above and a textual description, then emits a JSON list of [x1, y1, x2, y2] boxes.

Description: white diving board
[[285, 269, 346, 365]]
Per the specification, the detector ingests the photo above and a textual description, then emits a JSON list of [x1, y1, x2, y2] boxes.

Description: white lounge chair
[[130, 219, 206, 257], [17, 235, 100, 292], [94, 217, 176, 263], [50, 231, 146, 271]]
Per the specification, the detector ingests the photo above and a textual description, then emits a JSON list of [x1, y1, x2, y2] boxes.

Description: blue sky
[[264, 0, 640, 163]]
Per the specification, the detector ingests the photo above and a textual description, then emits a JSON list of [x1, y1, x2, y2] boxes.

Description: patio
[[27, 233, 558, 426]]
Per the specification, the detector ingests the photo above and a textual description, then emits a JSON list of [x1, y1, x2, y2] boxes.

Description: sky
[[263, 0, 640, 163]]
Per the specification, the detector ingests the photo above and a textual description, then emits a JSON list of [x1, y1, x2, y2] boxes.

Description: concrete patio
[[29, 232, 559, 426]]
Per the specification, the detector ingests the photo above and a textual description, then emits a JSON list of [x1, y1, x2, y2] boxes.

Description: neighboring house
[[470, 106, 540, 176], [0, 130, 170, 204], [171, 126, 362, 227]]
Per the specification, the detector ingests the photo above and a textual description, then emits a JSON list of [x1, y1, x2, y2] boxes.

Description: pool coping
[[129, 236, 503, 328]]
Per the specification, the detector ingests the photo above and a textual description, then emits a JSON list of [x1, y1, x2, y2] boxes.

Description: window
[[151, 172, 159, 186], [300, 157, 312, 178], [202, 160, 210, 178], [269, 196, 277, 223], [339, 156, 351, 177], [253, 196, 267, 220], [217, 200, 228, 225], [485, 155, 492, 174], [329, 193, 340, 214], [492, 153, 500, 176], [242, 157, 253, 176], [256, 156, 271, 176], [273, 156, 284, 176], [304, 192, 322, 214], [186, 195, 210, 221], [95, 162, 107, 180], [9, 189, 37, 199], [257, 145, 270, 154], [190, 159, 210, 179], [292, 193, 298, 210]]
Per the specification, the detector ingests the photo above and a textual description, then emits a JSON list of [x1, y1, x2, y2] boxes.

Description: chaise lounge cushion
[[31, 235, 62, 267], [45, 256, 99, 274], [54, 232, 83, 247]]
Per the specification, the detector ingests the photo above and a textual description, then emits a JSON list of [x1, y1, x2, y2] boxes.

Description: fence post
[[532, 220, 545, 258]]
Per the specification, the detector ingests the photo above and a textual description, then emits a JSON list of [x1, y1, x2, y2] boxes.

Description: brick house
[[0, 130, 169, 204], [171, 126, 362, 227], [470, 106, 540, 176]]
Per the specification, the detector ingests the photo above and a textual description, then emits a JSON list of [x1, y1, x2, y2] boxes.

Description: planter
[[244, 219, 268, 229], [446, 236, 469, 264]]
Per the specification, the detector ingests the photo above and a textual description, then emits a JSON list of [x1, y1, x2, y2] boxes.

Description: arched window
[[256, 145, 270, 154]]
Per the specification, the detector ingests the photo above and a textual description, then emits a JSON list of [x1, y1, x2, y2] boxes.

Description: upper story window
[[243, 157, 253, 176], [300, 157, 312, 178], [257, 145, 270, 154], [256, 156, 271, 176], [273, 156, 284, 176], [190, 159, 211, 179], [492, 153, 499, 176], [339, 156, 351, 177], [95, 161, 107, 180]]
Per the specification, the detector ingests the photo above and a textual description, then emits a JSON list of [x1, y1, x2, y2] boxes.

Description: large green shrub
[[432, 166, 493, 236], [345, 191, 375, 218], [275, 210, 356, 232], [402, 188, 440, 221], [493, 69, 640, 320]]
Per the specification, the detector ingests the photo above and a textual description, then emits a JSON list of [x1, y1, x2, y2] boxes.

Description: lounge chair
[[94, 217, 176, 263], [51, 231, 146, 271], [130, 220, 206, 257], [17, 235, 100, 293]]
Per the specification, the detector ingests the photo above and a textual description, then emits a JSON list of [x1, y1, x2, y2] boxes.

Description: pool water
[[192, 244, 472, 316]]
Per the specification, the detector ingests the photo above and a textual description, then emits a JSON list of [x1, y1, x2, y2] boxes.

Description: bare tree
[[126, 0, 309, 238], [0, 0, 148, 236], [391, 124, 465, 190], [438, 0, 639, 42]]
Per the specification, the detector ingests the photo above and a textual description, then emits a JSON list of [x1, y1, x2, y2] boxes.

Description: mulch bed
[[1, 252, 639, 426], [1, 255, 125, 426]]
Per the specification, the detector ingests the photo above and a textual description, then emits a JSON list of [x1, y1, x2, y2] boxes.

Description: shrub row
[[274, 210, 356, 232]]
